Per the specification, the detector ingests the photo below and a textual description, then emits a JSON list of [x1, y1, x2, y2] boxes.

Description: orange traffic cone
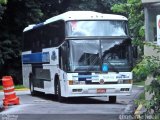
[[2, 76, 20, 106]]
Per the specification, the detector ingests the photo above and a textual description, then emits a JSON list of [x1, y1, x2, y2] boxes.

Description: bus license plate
[[97, 89, 106, 93]]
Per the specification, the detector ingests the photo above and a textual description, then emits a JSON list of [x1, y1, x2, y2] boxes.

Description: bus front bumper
[[63, 84, 132, 97]]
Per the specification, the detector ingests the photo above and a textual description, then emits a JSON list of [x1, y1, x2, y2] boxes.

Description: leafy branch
[[133, 42, 160, 119]]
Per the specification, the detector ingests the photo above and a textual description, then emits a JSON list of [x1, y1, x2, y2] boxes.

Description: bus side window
[[23, 32, 31, 51], [36, 20, 65, 48], [32, 29, 42, 52], [45, 23, 60, 47], [59, 42, 69, 71]]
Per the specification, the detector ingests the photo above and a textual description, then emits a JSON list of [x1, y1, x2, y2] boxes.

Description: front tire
[[55, 80, 64, 102]]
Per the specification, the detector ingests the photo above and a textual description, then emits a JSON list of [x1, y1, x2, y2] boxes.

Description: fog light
[[72, 89, 82, 93], [120, 88, 129, 91]]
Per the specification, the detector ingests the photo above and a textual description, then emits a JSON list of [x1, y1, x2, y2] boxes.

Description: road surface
[[0, 86, 144, 120]]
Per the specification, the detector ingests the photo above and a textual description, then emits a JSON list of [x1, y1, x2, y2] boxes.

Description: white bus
[[22, 11, 134, 103]]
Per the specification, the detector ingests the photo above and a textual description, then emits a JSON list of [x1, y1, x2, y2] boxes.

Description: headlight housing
[[68, 80, 85, 85], [118, 79, 132, 84]]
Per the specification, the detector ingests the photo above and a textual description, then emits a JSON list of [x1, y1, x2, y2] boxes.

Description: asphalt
[[0, 86, 144, 120]]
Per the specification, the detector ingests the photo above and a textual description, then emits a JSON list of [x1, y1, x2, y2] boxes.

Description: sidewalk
[[122, 85, 144, 115]]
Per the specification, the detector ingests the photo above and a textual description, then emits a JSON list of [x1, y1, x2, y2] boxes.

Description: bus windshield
[[69, 39, 132, 72], [66, 20, 128, 37]]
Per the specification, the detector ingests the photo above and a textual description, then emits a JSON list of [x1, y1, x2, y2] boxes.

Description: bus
[[22, 11, 134, 103]]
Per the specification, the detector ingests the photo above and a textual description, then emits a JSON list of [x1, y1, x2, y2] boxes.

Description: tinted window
[[66, 20, 128, 37], [23, 20, 65, 52]]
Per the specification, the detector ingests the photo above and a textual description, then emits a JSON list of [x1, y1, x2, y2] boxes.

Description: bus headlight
[[118, 80, 132, 84], [68, 80, 85, 85]]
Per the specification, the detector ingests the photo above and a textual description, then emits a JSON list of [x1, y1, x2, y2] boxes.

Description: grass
[[0, 85, 26, 90], [0, 86, 2, 90], [133, 80, 145, 86], [138, 92, 145, 100]]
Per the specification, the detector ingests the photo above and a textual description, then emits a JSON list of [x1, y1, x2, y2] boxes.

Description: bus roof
[[23, 11, 128, 32]]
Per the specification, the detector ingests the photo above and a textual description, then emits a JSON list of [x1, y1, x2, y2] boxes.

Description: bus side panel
[[22, 51, 32, 88], [42, 65, 59, 94], [42, 48, 59, 94], [59, 70, 68, 97], [22, 64, 32, 88]]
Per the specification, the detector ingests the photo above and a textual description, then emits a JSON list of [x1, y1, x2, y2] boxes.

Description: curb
[[0, 88, 29, 92], [133, 85, 144, 89], [15, 88, 30, 91], [121, 86, 144, 115]]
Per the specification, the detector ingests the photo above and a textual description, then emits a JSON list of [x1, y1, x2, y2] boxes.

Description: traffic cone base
[[3, 97, 19, 106], [2, 76, 20, 106]]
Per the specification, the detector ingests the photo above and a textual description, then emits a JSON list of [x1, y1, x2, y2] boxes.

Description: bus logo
[[99, 79, 104, 84], [51, 51, 57, 61], [102, 64, 108, 72]]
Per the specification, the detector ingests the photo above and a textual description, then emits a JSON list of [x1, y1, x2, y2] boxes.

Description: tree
[[112, 0, 160, 118], [133, 43, 160, 119], [112, 0, 144, 59], [67, 0, 125, 13], [112, 0, 144, 39], [0, 0, 7, 19], [0, 0, 43, 83]]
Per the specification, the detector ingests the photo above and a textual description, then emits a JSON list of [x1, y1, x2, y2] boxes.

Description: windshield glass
[[69, 39, 132, 72], [101, 40, 131, 72], [69, 40, 101, 72], [66, 20, 128, 37]]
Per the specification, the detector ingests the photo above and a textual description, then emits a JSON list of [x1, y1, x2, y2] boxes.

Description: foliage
[[0, 0, 43, 63], [67, 0, 125, 13], [133, 80, 145, 86], [0, 85, 26, 90], [0, 0, 44, 80], [133, 42, 160, 119], [132, 55, 159, 82], [0, 0, 7, 20], [0, 0, 7, 4], [112, 0, 144, 39], [111, 0, 144, 59]]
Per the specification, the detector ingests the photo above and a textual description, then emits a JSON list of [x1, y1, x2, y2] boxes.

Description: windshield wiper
[[86, 55, 101, 72]]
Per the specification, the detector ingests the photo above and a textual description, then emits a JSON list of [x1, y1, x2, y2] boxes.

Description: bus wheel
[[56, 80, 64, 102], [109, 96, 116, 103]]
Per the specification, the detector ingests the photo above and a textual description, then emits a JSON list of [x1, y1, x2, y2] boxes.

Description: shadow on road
[[30, 93, 123, 105]]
